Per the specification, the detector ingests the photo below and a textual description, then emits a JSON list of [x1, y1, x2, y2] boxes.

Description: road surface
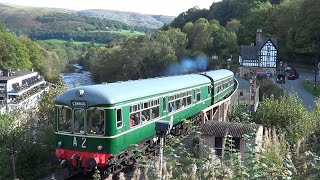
[[275, 71, 318, 108]]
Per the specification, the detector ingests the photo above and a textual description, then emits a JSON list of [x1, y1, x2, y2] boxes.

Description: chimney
[[256, 29, 262, 44]]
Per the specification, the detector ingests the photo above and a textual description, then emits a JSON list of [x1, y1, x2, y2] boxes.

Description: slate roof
[[240, 45, 258, 60], [0, 71, 35, 82], [201, 121, 261, 137], [257, 38, 278, 50], [240, 37, 278, 61]]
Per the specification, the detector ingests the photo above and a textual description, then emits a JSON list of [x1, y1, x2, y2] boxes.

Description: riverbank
[[60, 64, 96, 88]]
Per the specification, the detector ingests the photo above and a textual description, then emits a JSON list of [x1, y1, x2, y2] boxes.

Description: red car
[[285, 67, 299, 80]]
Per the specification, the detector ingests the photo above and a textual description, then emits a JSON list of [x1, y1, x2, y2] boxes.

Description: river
[[60, 64, 96, 88]]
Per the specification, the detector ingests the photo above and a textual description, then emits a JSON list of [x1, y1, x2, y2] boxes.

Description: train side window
[[57, 107, 72, 133], [151, 106, 159, 119], [161, 97, 166, 111], [116, 109, 122, 128], [130, 112, 140, 128], [197, 89, 201, 101], [141, 109, 150, 122], [175, 99, 181, 109], [187, 96, 192, 105]]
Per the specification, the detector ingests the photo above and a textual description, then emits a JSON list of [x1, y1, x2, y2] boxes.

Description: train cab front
[[55, 105, 112, 172]]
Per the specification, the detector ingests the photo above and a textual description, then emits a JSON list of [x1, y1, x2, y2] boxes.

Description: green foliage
[[170, 7, 209, 29], [302, 80, 320, 97], [259, 78, 284, 100], [228, 103, 252, 123], [131, 129, 320, 179], [91, 33, 178, 83], [0, 31, 32, 70], [0, 81, 65, 179], [253, 93, 315, 146]]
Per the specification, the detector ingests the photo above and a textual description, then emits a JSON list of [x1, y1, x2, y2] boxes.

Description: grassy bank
[[302, 80, 320, 97]]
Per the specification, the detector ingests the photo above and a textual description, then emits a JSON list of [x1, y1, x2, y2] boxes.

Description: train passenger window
[[116, 109, 122, 128], [151, 106, 159, 119], [197, 89, 201, 101], [187, 96, 191, 105], [175, 99, 181, 109], [74, 109, 85, 134], [162, 97, 166, 111], [130, 112, 140, 127], [141, 109, 150, 122], [154, 99, 159, 105], [87, 109, 105, 135], [169, 102, 175, 112], [143, 102, 149, 109], [57, 107, 72, 132]]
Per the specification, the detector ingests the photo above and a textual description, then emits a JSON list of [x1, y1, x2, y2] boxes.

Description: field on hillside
[[89, 29, 145, 36], [41, 39, 103, 45]]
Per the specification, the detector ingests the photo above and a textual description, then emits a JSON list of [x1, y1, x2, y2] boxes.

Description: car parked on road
[[256, 70, 273, 79], [285, 67, 299, 80]]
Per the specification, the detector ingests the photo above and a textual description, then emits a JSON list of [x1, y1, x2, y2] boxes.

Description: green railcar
[[54, 69, 234, 173]]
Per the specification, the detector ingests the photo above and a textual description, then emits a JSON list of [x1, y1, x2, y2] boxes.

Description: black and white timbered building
[[238, 29, 278, 77]]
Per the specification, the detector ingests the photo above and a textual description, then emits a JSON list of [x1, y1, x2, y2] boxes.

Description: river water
[[60, 64, 96, 88]]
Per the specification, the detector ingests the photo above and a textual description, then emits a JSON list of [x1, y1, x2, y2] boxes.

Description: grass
[[302, 80, 320, 97], [41, 39, 101, 45]]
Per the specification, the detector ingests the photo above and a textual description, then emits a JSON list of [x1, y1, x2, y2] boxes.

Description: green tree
[[153, 28, 188, 59], [18, 35, 43, 70], [253, 93, 315, 146]]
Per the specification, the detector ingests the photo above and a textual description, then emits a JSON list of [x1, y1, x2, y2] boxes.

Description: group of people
[[130, 111, 151, 127], [61, 118, 104, 134]]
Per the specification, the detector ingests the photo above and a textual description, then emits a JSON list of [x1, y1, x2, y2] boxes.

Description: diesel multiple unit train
[[55, 69, 234, 174]]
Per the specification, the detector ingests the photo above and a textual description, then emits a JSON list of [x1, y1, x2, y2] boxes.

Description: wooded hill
[[78, 9, 175, 29], [0, 3, 170, 43], [169, 0, 320, 65]]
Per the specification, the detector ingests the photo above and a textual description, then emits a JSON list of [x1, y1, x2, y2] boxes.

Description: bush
[[259, 78, 284, 100]]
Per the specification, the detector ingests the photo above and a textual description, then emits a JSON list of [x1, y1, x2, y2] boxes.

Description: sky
[[0, 0, 220, 16]]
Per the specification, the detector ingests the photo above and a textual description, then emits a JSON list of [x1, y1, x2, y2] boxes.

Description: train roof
[[55, 73, 211, 106], [201, 69, 234, 81]]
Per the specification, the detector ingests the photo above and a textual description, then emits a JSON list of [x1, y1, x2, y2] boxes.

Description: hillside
[[0, 3, 164, 43], [77, 9, 175, 29], [0, 3, 74, 29]]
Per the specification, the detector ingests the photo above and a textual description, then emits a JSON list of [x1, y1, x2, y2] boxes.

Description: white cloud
[[0, 0, 220, 16]]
